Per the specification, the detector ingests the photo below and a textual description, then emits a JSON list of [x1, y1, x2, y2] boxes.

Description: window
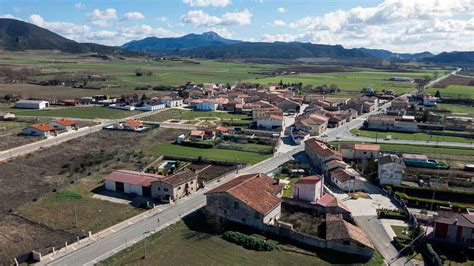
[[164, 188, 168, 192], [157, 187, 161, 191], [178, 186, 181, 190], [190, 181, 193, 184], [234, 202, 239, 209]]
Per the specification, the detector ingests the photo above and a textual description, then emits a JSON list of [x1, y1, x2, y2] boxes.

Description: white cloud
[[209, 27, 233, 38], [181, 9, 252, 27], [28, 14, 91, 42], [273, 20, 286, 27], [0, 14, 21, 20], [261, 33, 304, 42], [277, 7, 286, 13], [156, 16, 168, 23], [74, 2, 85, 9], [276, 0, 474, 53], [183, 0, 231, 8], [123, 12, 145, 20], [88, 8, 117, 20]]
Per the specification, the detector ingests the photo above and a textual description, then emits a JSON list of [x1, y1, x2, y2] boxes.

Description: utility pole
[[74, 205, 78, 228]]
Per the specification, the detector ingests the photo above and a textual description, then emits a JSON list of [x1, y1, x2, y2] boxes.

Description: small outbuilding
[[22, 123, 56, 137], [14, 100, 49, 109]]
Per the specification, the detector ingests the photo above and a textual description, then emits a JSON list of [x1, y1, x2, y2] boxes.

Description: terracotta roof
[[401, 154, 428, 160], [216, 126, 229, 132], [205, 173, 281, 215], [104, 170, 163, 187], [326, 215, 374, 249], [305, 139, 341, 158], [316, 194, 350, 212], [30, 123, 56, 132], [378, 155, 405, 166], [52, 118, 76, 126], [294, 175, 322, 185], [190, 130, 205, 137], [434, 208, 474, 228], [125, 119, 143, 127], [163, 169, 197, 186], [330, 168, 354, 183]]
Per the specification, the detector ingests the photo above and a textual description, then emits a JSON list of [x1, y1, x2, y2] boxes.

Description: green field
[[1, 106, 141, 119], [426, 85, 474, 99], [148, 143, 271, 164], [437, 103, 474, 115], [0, 121, 30, 133], [100, 212, 335, 266], [332, 141, 474, 156], [247, 70, 443, 96], [351, 128, 473, 143]]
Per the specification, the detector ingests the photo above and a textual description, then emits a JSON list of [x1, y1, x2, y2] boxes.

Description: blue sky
[[1, 0, 473, 53]]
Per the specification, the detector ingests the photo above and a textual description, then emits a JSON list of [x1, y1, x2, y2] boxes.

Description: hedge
[[395, 192, 474, 209], [222, 231, 278, 251], [387, 185, 474, 205]]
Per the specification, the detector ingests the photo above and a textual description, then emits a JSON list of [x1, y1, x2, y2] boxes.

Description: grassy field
[[437, 103, 474, 115], [100, 212, 336, 266], [0, 106, 141, 119], [0, 121, 30, 133], [247, 69, 443, 96], [144, 108, 252, 123], [332, 141, 474, 156], [426, 84, 474, 99], [351, 128, 473, 143], [148, 143, 271, 164]]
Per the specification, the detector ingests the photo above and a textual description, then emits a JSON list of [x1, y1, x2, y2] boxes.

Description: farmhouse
[[104, 169, 198, 202], [339, 143, 380, 161], [14, 100, 49, 109], [48, 118, 77, 131], [205, 173, 282, 230], [272, 96, 301, 113], [378, 155, 405, 186], [123, 119, 145, 131], [304, 139, 342, 171], [295, 114, 328, 136], [292, 175, 323, 203], [432, 207, 474, 247], [160, 97, 183, 107], [325, 214, 374, 254], [256, 114, 283, 130], [22, 123, 56, 137]]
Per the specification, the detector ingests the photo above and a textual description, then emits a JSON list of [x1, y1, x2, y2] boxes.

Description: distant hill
[[121, 31, 242, 54], [421, 51, 474, 65], [0, 18, 135, 55], [356, 48, 433, 60], [175, 41, 376, 60]]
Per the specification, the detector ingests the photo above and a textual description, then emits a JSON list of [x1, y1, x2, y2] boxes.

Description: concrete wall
[[293, 181, 322, 202], [378, 163, 404, 185]]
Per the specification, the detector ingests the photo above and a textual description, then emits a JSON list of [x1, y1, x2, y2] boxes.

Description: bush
[[222, 231, 278, 251]]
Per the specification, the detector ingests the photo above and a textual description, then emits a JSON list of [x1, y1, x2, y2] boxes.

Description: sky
[[1, 0, 473, 53]]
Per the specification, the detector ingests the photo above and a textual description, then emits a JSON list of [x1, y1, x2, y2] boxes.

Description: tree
[[433, 71, 439, 80], [408, 224, 424, 240], [435, 90, 441, 98], [135, 68, 143, 76], [141, 93, 147, 101], [329, 83, 338, 94]]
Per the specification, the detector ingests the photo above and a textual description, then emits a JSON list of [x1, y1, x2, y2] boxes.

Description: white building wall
[[22, 127, 50, 137], [263, 204, 281, 225], [105, 180, 116, 191]]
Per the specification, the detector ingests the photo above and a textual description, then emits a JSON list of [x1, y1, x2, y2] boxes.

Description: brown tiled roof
[[206, 173, 281, 215], [104, 170, 163, 187], [330, 168, 353, 183], [339, 143, 380, 151], [434, 209, 474, 228], [316, 194, 350, 212], [163, 169, 197, 186], [125, 119, 143, 127], [53, 118, 76, 126], [305, 139, 341, 158], [326, 214, 374, 249], [294, 175, 322, 185]]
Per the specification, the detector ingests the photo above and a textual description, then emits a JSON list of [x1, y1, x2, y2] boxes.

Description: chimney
[[454, 219, 458, 225]]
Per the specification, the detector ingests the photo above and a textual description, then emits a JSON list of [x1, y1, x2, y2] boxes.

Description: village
[[1, 73, 473, 265]]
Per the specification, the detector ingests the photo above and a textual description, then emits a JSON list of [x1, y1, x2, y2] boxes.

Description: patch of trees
[[135, 68, 153, 76], [0, 67, 40, 81]]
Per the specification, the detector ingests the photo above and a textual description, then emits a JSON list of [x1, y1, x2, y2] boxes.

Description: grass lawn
[[17, 173, 143, 236], [4, 106, 141, 119], [391, 225, 409, 239], [282, 176, 302, 198], [351, 128, 473, 143], [100, 212, 355, 266], [221, 142, 274, 153], [0, 121, 30, 133], [437, 103, 474, 115], [426, 84, 474, 99], [332, 141, 474, 157], [148, 143, 271, 164]]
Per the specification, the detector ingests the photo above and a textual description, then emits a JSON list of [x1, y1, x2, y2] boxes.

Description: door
[[115, 182, 124, 192], [142, 186, 152, 197]]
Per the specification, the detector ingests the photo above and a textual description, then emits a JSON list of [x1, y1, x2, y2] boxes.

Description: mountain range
[[0, 18, 472, 65]]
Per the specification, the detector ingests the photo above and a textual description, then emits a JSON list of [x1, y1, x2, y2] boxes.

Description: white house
[[292, 175, 323, 203], [194, 101, 218, 111], [136, 103, 165, 111], [423, 95, 437, 106], [256, 114, 283, 130], [378, 155, 406, 185], [48, 118, 77, 131], [0, 111, 15, 121], [161, 98, 183, 107], [339, 143, 380, 161], [330, 167, 366, 192], [14, 100, 49, 109], [22, 123, 56, 137]]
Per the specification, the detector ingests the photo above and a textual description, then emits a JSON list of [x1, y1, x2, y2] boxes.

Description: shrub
[[222, 231, 278, 251]]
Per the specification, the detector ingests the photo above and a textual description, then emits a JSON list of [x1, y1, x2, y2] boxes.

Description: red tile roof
[[294, 175, 322, 185], [330, 168, 354, 183], [326, 214, 374, 249], [340, 143, 380, 151], [125, 119, 143, 127], [305, 139, 341, 158], [104, 170, 164, 187], [53, 118, 76, 126], [206, 173, 281, 215], [316, 194, 350, 212], [30, 123, 56, 132], [163, 169, 197, 186]]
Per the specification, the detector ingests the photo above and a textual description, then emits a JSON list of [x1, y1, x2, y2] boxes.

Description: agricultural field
[[0, 105, 141, 119], [0, 120, 30, 133], [0, 127, 187, 262], [247, 69, 445, 97], [148, 143, 271, 165], [436, 103, 474, 115], [426, 75, 474, 99], [350, 128, 473, 143], [100, 212, 381, 266]]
